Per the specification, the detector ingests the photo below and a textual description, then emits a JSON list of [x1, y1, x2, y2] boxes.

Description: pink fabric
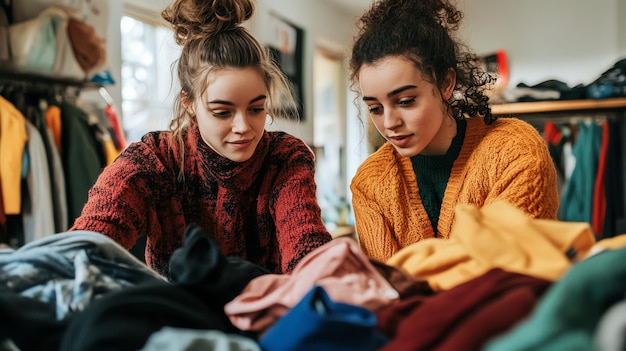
[[224, 237, 400, 332]]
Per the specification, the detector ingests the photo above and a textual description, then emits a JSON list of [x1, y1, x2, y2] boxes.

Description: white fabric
[[23, 120, 55, 243]]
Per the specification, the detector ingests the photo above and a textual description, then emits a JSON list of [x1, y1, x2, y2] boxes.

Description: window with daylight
[[120, 13, 181, 143]]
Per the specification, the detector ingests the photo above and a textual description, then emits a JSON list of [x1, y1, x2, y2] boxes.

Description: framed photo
[[266, 12, 305, 120]]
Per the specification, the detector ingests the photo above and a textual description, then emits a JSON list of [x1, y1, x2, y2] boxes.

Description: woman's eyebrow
[[362, 85, 417, 101], [208, 94, 267, 105]]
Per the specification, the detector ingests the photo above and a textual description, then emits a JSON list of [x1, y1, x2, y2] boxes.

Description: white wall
[[619, 0, 626, 56], [460, 0, 623, 87], [250, 0, 357, 144]]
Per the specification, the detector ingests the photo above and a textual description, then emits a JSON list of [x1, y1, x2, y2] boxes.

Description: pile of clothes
[[2, 201, 626, 350]]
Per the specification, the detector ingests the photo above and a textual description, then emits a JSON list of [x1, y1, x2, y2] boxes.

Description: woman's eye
[[212, 110, 231, 118], [398, 98, 415, 106], [249, 107, 266, 114], [368, 105, 383, 115]]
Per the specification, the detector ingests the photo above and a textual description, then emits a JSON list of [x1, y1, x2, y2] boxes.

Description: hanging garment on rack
[[0, 0, 9, 62], [543, 121, 567, 197], [77, 100, 121, 164], [0, 95, 27, 215], [23, 119, 55, 241], [45, 104, 62, 152], [11, 90, 70, 234], [44, 125, 68, 232], [60, 101, 107, 225], [603, 120, 626, 238], [23, 95, 69, 231], [559, 120, 603, 224], [592, 121, 609, 237], [104, 102, 126, 151]]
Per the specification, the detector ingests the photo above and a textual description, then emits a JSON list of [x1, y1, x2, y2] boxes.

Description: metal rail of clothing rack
[[0, 68, 113, 104], [491, 98, 626, 121]]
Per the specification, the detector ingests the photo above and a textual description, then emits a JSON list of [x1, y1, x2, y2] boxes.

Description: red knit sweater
[[71, 126, 332, 276]]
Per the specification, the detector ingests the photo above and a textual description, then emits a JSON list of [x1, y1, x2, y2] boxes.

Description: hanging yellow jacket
[[0, 96, 28, 214]]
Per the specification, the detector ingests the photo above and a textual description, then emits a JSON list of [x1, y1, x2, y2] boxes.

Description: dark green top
[[411, 118, 466, 235]]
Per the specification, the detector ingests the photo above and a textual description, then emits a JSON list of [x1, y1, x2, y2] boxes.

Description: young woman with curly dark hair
[[349, 0, 559, 262]]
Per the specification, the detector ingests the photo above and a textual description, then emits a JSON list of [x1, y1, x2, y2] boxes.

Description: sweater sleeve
[[270, 139, 332, 273], [350, 174, 401, 262], [350, 145, 417, 263], [69, 140, 170, 249], [481, 120, 560, 220]]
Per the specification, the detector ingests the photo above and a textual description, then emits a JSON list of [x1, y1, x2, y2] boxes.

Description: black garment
[[60, 224, 270, 351], [169, 223, 270, 307], [516, 80, 587, 101], [604, 120, 626, 238], [59, 281, 236, 351], [0, 287, 68, 351], [587, 58, 626, 99]]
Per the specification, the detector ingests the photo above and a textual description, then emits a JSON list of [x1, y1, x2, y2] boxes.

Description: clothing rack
[[493, 97, 626, 240], [0, 68, 112, 106], [0, 68, 101, 87], [491, 97, 626, 121]]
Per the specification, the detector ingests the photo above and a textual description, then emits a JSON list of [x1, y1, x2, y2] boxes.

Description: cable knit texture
[[71, 126, 332, 276], [351, 117, 559, 262]]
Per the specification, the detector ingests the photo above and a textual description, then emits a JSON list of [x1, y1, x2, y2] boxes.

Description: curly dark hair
[[349, 0, 496, 124]]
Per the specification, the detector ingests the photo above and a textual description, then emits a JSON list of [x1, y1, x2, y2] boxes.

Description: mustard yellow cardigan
[[350, 117, 559, 262]]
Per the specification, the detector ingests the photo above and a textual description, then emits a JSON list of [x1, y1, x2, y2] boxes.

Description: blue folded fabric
[[259, 285, 388, 351]]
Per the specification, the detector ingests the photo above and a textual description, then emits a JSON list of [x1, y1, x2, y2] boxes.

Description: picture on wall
[[266, 12, 305, 120]]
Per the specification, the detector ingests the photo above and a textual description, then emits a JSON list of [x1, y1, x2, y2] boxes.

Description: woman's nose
[[232, 112, 251, 133], [383, 108, 402, 130]]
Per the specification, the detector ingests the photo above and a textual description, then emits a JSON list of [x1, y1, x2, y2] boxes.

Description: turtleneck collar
[[411, 118, 466, 170], [187, 125, 271, 190]]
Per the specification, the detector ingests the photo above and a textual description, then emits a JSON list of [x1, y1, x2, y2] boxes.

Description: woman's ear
[[442, 68, 457, 100], [181, 91, 195, 115]]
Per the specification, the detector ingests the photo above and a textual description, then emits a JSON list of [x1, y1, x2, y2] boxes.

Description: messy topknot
[[162, 0, 254, 46]]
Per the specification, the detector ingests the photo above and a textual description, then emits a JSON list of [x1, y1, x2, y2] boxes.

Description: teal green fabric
[[25, 15, 60, 74], [484, 246, 626, 351], [558, 121, 602, 223], [411, 118, 466, 235]]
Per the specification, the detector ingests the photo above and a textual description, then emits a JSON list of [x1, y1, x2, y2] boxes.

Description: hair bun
[[162, 0, 255, 46]]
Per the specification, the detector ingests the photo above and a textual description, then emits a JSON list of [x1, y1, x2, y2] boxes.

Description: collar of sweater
[[187, 126, 271, 190], [411, 118, 467, 170]]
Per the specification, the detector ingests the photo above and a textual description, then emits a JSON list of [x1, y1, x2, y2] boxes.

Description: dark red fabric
[[592, 121, 609, 237], [104, 104, 127, 151], [71, 126, 332, 276], [436, 283, 545, 351], [543, 121, 562, 145], [377, 268, 551, 351]]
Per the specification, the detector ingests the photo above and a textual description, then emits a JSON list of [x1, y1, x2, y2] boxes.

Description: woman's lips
[[388, 135, 411, 148], [229, 139, 254, 150]]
